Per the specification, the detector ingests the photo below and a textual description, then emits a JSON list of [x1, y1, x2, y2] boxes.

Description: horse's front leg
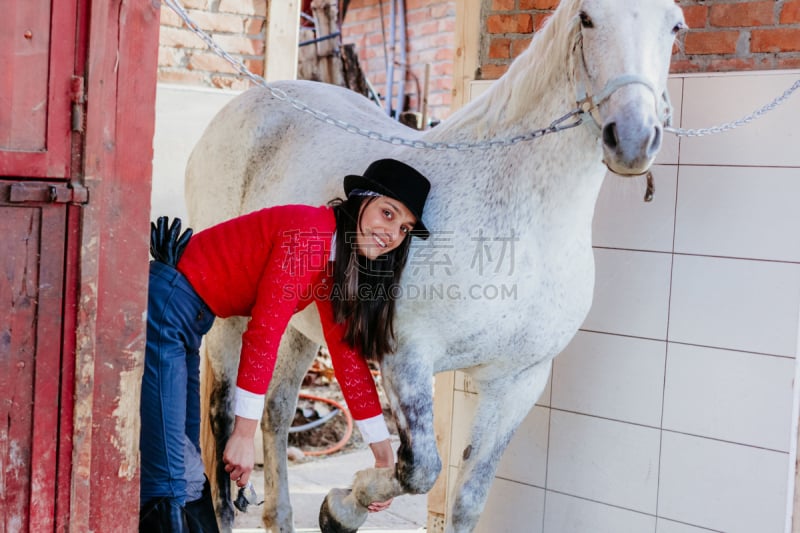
[[318, 347, 440, 532], [259, 326, 320, 532], [383, 349, 441, 495], [446, 360, 551, 533]]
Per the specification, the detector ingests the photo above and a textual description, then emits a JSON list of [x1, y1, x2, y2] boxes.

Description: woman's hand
[[367, 438, 395, 512], [222, 416, 258, 488]]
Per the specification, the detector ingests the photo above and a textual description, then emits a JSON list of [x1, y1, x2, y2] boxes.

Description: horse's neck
[[423, 70, 605, 236], [428, 69, 574, 142]]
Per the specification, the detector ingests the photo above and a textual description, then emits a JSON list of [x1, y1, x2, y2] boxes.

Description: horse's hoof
[[318, 488, 368, 533]]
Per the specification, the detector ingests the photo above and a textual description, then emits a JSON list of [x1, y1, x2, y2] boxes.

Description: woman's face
[[356, 196, 417, 260]]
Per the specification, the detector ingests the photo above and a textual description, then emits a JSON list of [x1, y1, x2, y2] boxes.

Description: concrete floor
[[233, 441, 427, 532]]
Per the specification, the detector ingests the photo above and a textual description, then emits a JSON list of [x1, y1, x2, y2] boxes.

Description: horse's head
[[574, 0, 685, 176]]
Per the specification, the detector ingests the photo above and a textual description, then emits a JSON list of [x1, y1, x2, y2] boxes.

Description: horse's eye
[[579, 12, 594, 28], [672, 21, 687, 35]]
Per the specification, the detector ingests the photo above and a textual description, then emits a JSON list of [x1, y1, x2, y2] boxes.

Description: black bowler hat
[[343, 158, 431, 239]]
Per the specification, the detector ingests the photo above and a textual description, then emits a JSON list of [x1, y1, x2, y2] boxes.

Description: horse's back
[[185, 80, 415, 230]]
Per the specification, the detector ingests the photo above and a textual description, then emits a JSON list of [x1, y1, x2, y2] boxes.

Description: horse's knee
[[264, 386, 296, 429], [396, 442, 441, 494]]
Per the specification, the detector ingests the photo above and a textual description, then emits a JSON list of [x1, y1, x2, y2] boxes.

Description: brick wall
[[158, 0, 266, 90], [341, 0, 456, 122], [481, 0, 800, 78], [157, 0, 455, 120], [156, 1, 797, 110]]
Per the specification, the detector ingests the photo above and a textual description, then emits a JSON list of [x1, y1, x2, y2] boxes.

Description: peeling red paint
[[1, 0, 158, 529]]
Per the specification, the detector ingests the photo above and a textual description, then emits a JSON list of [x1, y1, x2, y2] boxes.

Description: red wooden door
[[0, 187, 68, 532], [2, 0, 159, 530], [0, 0, 78, 178], [1, 1, 80, 531]]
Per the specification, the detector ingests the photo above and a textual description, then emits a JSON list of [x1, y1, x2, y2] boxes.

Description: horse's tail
[[199, 340, 236, 530]]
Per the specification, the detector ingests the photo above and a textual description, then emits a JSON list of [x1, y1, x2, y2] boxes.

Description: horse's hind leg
[[259, 326, 320, 532], [200, 316, 248, 532], [446, 360, 551, 533]]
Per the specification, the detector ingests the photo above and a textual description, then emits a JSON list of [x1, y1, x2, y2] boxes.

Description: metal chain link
[[164, 0, 589, 151], [665, 78, 800, 137], [163, 0, 799, 145]]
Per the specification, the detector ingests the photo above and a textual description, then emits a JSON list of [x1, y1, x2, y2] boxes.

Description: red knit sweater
[[177, 204, 382, 421]]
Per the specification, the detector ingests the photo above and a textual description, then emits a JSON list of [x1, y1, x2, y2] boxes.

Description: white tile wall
[[583, 248, 672, 339], [658, 431, 789, 533], [475, 479, 545, 533], [547, 411, 661, 514], [554, 331, 665, 427], [444, 71, 800, 533], [544, 492, 656, 533], [668, 254, 800, 356], [656, 518, 723, 533], [662, 343, 795, 451], [674, 166, 800, 262], [593, 165, 678, 253], [679, 73, 800, 167]]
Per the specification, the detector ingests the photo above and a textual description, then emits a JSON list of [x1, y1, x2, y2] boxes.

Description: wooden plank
[[0, 193, 65, 532], [450, 0, 482, 112], [427, 371, 455, 532], [0, 204, 40, 533], [28, 201, 67, 532], [69, 0, 160, 530], [56, 202, 81, 532], [0, 0, 50, 150], [265, 0, 301, 82], [429, 2, 483, 526], [0, 0, 77, 178]]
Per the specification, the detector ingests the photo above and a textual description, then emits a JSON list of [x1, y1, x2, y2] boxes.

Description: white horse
[[186, 0, 685, 531]]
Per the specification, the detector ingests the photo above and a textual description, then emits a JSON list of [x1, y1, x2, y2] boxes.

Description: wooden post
[[309, 0, 345, 86], [265, 0, 301, 82], [421, 63, 431, 129], [450, 0, 482, 111], [71, 0, 160, 530], [428, 3, 483, 529], [427, 371, 456, 533]]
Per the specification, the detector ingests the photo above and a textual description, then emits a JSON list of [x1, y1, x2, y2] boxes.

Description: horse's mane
[[502, 0, 582, 118], [439, 0, 582, 135]]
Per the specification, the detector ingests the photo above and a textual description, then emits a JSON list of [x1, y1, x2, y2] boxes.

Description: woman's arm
[[224, 238, 309, 486], [318, 298, 396, 511]]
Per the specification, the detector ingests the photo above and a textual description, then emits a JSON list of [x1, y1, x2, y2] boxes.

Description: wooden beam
[[450, 0, 482, 112], [427, 371, 456, 533], [72, 0, 160, 530], [428, 3, 483, 529], [265, 0, 301, 82]]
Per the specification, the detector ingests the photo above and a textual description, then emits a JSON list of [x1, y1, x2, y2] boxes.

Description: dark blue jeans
[[141, 261, 215, 505]]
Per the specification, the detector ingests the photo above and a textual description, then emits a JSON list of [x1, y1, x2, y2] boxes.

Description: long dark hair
[[328, 195, 413, 362]]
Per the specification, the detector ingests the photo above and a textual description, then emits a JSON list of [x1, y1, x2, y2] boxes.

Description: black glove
[[150, 216, 193, 267]]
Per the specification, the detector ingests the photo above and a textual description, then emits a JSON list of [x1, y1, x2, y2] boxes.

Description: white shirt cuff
[[355, 414, 391, 443], [234, 387, 264, 420]]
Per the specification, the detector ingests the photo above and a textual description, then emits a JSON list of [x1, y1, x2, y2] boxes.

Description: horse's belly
[[430, 261, 595, 373]]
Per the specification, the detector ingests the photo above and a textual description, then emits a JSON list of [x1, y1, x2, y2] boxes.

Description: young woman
[[139, 159, 431, 532]]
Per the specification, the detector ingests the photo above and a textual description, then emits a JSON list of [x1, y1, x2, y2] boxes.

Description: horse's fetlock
[[396, 451, 441, 494]]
